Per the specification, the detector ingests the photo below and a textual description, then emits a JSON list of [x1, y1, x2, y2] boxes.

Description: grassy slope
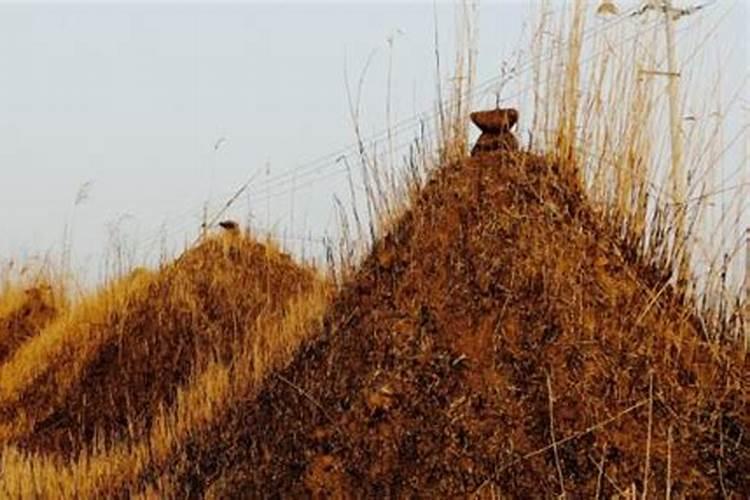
[[0, 234, 318, 457]]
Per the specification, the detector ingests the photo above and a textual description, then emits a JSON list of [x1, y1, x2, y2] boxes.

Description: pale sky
[[0, 1, 747, 285]]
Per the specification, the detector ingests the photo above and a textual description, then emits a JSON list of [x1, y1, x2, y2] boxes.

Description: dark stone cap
[[470, 108, 518, 133]]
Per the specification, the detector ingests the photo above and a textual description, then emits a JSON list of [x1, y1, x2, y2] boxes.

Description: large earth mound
[[155, 151, 748, 497], [0, 234, 317, 457]]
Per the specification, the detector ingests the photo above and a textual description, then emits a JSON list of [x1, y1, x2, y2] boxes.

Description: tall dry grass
[[521, 0, 748, 348]]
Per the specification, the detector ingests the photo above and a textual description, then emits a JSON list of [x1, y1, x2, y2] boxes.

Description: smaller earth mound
[[0, 285, 59, 365], [0, 234, 317, 457]]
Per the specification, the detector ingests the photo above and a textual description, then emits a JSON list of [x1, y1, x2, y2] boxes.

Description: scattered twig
[[666, 424, 673, 499], [589, 452, 628, 497], [496, 398, 649, 475], [634, 278, 671, 327], [273, 372, 343, 437], [546, 371, 567, 497], [206, 170, 262, 230], [471, 478, 492, 499], [642, 372, 654, 500], [595, 445, 606, 499], [717, 459, 728, 499]]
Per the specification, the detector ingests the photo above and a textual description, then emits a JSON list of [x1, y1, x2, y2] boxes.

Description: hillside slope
[[0, 235, 317, 456], [155, 151, 748, 497]]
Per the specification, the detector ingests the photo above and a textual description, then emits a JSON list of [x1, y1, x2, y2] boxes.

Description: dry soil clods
[[470, 108, 519, 156]]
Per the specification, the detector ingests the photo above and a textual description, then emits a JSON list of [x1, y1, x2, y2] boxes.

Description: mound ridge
[[157, 152, 748, 497], [0, 285, 59, 365], [0, 235, 317, 456]]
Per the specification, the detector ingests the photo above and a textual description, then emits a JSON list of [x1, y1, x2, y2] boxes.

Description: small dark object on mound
[[219, 220, 239, 232], [470, 108, 519, 156]]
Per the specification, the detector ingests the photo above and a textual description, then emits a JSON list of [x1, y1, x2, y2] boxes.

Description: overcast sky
[[0, 1, 747, 285]]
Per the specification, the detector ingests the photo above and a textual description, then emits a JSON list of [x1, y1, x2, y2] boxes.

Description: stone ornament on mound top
[[470, 108, 519, 156]]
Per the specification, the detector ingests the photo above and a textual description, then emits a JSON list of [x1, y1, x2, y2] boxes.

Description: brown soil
[[0, 286, 58, 364], [471, 130, 519, 155], [6, 236, 316, 457], [154, 151, 748, 497]]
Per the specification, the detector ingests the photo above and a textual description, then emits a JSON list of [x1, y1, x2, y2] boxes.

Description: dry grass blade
[[642, 372, 654, 499], [546, 371, 567, 497]]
